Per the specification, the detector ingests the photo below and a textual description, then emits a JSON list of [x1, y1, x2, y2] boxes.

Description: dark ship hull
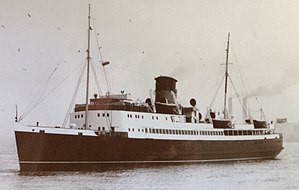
[[15, 131, 283, 172]]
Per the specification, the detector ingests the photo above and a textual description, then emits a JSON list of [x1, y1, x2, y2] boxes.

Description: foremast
[[85, 4, 91, 129], [223, 32, 230, 119]]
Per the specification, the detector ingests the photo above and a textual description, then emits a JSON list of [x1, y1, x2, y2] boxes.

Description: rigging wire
[[203, 64, 223, 99], [103, 65, 112, 94], [228, 75, 248, 117], [207, 74, 226, 111], [90, 9, 111, 94], [87, 10, 112, 127], [255, 97, 267, 120], [62, 61, 86, 128], [231, 45, 247, 97], [91, 9, 104, 63], [231, 44, 258, 119], [18, 61, 85, 122], [19, 62, 61, 121], [90, 59, 103, 95]]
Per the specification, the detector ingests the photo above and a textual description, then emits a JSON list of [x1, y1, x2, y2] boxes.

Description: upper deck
[[74, 93, 152, 113]]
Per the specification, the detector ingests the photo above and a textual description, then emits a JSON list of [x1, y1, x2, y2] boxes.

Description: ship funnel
[[155, 76, 178, 114]]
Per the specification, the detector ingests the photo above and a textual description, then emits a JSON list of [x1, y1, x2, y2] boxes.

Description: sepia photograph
[[0, 0, 298, 189]]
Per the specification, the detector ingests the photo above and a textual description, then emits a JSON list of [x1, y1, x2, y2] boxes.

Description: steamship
[[14, 6, 283, 172]]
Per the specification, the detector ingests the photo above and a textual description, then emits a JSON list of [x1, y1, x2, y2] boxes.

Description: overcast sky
[[0, 0, 298, 142]]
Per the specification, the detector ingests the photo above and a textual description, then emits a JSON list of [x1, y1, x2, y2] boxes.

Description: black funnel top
[[155, 76, 177, 92], [155, 76, 177, 105]]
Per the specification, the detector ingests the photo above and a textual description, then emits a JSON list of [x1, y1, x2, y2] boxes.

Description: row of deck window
[[127, 114, 172, 121], [74, 113, 110, 119], [127, 114, 144, 119], [75, 114, 84, 119], [128, 128, 272, 136], [97, 113, 110, 117], [224, 130, 272, 136], [128, 128, 224, 136]]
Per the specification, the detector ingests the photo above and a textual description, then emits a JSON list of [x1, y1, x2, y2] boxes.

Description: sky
[[0, 0, 298, 143]]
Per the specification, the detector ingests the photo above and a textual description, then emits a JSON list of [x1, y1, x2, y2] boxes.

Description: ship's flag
[[102, 61, 110, 66]]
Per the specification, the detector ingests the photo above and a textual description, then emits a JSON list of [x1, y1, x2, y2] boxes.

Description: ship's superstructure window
[[107, 113, 110, 117], [75, 115, 77, 119], [102, 113, 105, 117], [98, 113, 100, 117], [222, 130, 271, 136], [127, 127, 269, 137], [143, 129, 225, 136], [81, 114, 83, 118]]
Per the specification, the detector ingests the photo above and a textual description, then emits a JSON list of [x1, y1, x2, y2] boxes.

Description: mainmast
[[223, 32, 230, 119], [84, 4, 91, 129]]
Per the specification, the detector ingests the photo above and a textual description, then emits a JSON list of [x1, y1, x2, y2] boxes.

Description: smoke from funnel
[[247, 65, 299, 97]]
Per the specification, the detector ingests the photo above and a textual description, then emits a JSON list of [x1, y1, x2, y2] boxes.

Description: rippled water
[[0, 142, 298, 190]]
